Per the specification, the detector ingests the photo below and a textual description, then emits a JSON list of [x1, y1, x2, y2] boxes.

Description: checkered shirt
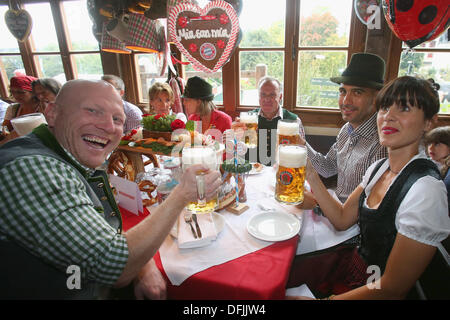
[[307, 113, 388, 203], [0, 150, 129, 286], [123, 100, 143, 133]]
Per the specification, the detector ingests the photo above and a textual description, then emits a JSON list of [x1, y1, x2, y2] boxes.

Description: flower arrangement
[[141, 113, 181, 132]]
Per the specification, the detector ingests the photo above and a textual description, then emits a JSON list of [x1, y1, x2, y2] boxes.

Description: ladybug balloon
[[382, 0, 450, 48]]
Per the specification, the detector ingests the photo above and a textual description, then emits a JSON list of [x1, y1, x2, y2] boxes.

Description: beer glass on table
[[277, 119, 301, 146], [275, 145, 307, 205], [181, 146, 218, 214], [239, 112, 258, 148]]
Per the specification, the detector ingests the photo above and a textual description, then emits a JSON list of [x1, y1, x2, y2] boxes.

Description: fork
[[184, 214, 197, 238]]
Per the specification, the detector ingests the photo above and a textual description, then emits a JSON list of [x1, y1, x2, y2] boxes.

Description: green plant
[[141, 114, 177, 132]]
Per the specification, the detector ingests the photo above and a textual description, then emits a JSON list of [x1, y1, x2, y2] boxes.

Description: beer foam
[[182, 147, 217, 170], [11, 113, 47, 136], [277, 121, 299, 136], [278, 145, 306, 168], [240, 113, 258, 124]]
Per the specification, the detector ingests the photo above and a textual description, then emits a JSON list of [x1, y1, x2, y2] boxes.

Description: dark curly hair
[[375, 76, 440, 120]]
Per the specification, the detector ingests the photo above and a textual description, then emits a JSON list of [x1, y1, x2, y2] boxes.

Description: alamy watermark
[[366, 265, 381, 289], [66, 265, 81, 290]]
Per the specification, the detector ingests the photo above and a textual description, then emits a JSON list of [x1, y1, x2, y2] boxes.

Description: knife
[[192, 214, 202, 238]]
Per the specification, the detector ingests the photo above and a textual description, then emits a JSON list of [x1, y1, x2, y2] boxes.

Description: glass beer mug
[[275, 145, 307, 205], [239, 112, 258, 148], [181, 145, 219, 214], [277, 119, 301, 146]]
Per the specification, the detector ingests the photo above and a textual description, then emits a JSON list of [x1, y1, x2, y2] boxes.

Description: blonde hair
[[148, 82, 174, 102], [148, 82, 174, 113], [198, 100, 216, 117]]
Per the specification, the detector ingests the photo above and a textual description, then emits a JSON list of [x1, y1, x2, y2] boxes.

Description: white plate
[[170, 212, 225, 238], [249, 163, 265, 175], [247, 211, 300, 242]]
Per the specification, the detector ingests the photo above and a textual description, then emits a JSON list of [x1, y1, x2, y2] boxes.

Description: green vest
[[0, 125, 122, 299]]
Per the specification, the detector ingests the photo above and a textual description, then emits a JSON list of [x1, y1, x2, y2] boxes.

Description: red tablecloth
[[120, 207, 298, 300]]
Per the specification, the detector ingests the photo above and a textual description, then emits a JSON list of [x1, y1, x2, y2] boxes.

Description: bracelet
[[322, 294, 335, 300]]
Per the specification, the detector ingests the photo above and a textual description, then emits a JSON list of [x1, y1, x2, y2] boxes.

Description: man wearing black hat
[[297, 52, 388, 252]]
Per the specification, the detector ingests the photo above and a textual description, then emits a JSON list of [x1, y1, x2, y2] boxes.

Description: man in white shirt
[[102, 75, 143, 133]]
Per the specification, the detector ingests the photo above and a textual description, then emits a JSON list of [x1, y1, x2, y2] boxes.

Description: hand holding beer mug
[[10, 113, 47, 136], [239, 112, 258, 148], [275, 145, 307, 205], [182, 146, 219, 214], [277, 119, 301, 146]]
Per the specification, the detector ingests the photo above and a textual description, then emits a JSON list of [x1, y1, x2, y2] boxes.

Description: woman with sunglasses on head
[[289, 76, 449, 300]]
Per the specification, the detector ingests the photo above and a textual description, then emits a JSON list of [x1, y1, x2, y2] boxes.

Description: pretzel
[[107, 151, 136, 182], [138, 180, 157, 207]]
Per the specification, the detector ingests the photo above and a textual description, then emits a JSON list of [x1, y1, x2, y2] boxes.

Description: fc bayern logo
[[279, 171, 293, 185], [200, 43, 217, 61]]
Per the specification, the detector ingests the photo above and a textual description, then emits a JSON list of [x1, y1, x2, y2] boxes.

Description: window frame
[[0, 0, 101, 96]]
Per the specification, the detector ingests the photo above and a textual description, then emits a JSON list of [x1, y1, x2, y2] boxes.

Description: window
[[224, 0, 355, 112], [397, 32, 450, 114], [0, 0, 101, 97]]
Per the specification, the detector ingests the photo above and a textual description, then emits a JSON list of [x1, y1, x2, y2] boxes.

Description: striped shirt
[[307, 113, 387, 203], [0, 148, 129, 286]]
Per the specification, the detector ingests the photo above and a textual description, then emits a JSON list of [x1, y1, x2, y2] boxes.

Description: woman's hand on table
[[133, 258, 167, 300]]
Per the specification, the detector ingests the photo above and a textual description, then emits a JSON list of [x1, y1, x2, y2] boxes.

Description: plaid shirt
[[123, 100, 143, 133], [0, 143, 128, 286], [307, 113, 387, 203]]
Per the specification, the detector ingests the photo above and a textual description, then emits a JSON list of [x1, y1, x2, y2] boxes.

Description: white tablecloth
[[159, 165, 360, 285], [159, 165, 303, 286]]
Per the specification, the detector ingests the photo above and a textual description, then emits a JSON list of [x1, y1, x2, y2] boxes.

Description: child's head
[[424, 126, 450, 164], [148, 82, 174, 114]]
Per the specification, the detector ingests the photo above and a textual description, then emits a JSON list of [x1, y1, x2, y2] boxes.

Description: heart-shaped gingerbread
[[4, 9, 33, 42], [168, 0, 239, 73]]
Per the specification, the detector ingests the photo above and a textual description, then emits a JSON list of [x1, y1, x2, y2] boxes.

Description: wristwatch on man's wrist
[[312, 204, 324, 216]]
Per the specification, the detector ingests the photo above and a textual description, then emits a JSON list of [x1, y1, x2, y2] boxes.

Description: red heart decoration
[[168, 0, 239, 73]]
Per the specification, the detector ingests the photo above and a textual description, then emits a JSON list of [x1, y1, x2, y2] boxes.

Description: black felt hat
[[183, 76, 214, 101], [330, 53, 386, 90]]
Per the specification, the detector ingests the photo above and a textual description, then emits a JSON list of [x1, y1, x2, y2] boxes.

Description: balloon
[[382, 0, 450, 49]]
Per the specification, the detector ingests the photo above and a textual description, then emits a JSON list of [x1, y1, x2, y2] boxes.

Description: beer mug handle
[[196, 173, 206, 206]]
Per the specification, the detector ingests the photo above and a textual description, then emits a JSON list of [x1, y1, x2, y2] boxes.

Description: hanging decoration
[[4, 1, 33, 42], [382, 0, 450, 49], [354, 0, 381, 25], [101, 22, 132, 54], [167, 0, 239, 73]]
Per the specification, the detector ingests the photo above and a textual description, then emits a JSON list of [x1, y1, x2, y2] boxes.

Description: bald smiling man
[[0, 80, 222, 299]]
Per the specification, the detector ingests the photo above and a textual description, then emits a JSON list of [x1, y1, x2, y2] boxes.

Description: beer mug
[[275, 145, 307, 205], [239, 112, 258, 148], [10, 113, 47, 136], [277, 119, 301, 146], [182, 146, 218, 214]]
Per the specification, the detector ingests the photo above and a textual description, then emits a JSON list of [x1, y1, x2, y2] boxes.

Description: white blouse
[[360, 152, 450, 247]]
